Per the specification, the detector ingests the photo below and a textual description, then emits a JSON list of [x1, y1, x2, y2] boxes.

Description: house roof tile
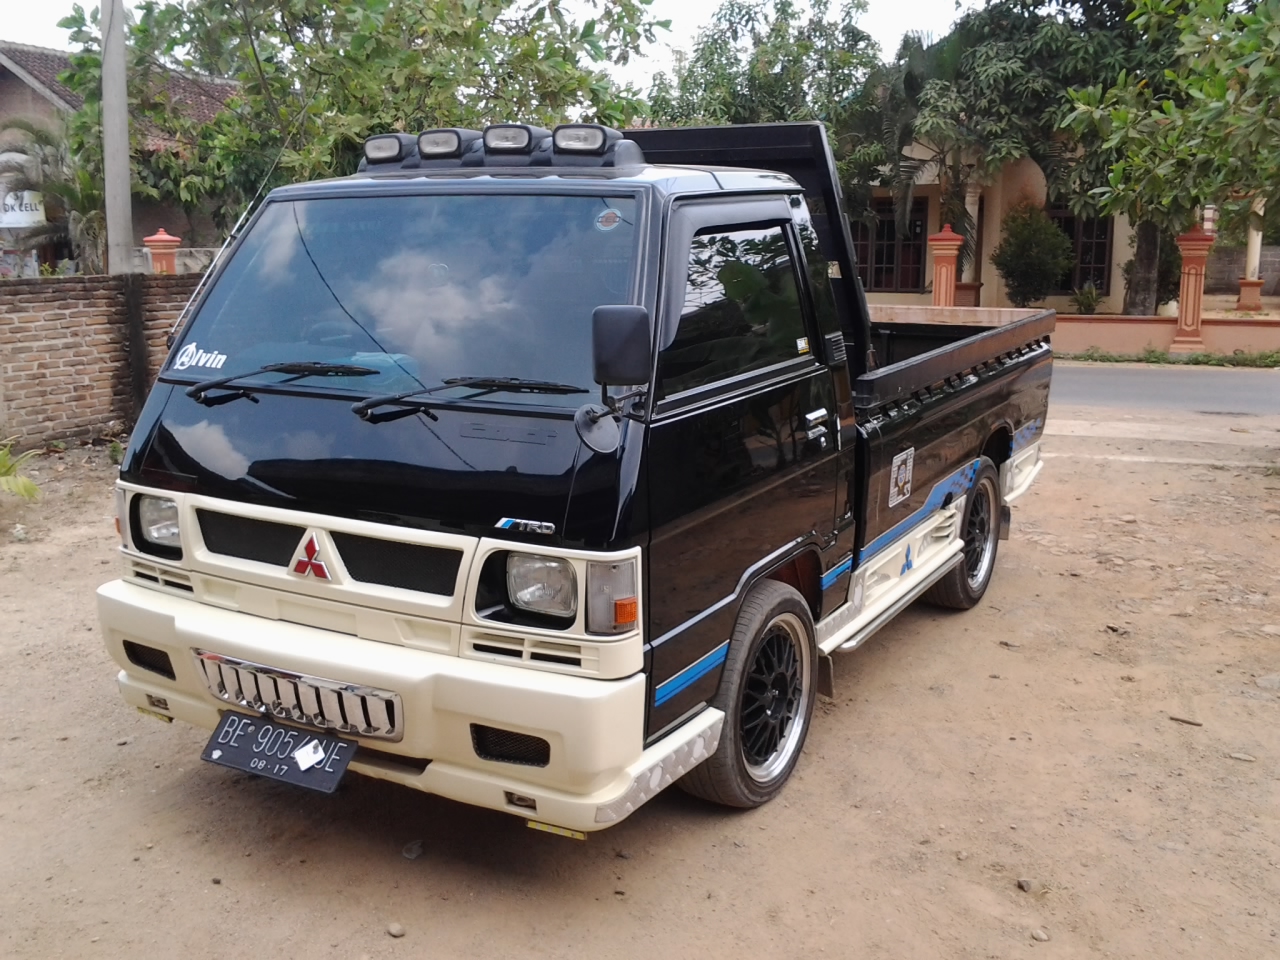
[[0, 40, 237, 130], [0, 41, 83, 111]]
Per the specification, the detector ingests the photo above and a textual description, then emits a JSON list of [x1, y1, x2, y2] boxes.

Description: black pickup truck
[[97, 121, 1051, 835]]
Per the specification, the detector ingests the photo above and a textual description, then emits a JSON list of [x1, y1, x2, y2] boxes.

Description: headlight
[[136, 495, 181, 548], [506, 554, 577, 618], [587, 558, 638, 634]]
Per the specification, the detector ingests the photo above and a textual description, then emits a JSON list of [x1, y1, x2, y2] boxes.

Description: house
[[0, 40, 235, 262], [855, 155, 1135, 315]]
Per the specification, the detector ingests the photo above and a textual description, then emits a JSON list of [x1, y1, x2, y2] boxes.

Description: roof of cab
[[265, 163, 802, 202]]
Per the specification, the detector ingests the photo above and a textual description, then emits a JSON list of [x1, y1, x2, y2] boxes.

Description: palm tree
[[837, 31, 982, 276], [0, 119, 106, 274]]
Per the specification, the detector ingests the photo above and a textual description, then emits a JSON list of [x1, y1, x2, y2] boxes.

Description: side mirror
[[592, 305, 651, 386]]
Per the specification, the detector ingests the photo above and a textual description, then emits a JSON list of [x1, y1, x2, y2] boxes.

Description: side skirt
[[816, 500, 966, 656]]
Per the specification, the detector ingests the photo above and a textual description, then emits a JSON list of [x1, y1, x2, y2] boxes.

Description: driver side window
[[658, 224, 808, 399]]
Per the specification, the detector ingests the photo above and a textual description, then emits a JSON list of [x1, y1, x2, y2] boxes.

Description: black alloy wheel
[[924, 456, 1002, 610], [679, 580, 816, 808]]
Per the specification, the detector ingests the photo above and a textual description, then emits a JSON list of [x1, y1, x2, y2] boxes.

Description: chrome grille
[[193, 650, 403, 741]]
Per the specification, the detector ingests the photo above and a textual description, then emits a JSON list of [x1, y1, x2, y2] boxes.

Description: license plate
[[202, 712, 356, 794]]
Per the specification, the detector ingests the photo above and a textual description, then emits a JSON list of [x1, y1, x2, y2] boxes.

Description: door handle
[[805, 408, 829, 426], [805, 424, 828, 442]]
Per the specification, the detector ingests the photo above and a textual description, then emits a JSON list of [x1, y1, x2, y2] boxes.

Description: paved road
[[1050, 360, 1280, 414]]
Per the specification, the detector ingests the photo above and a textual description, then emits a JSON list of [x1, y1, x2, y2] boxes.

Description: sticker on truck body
[[595, 208, 624, 232], [889, 448, 915, 507], [173, 342, 228, 371]]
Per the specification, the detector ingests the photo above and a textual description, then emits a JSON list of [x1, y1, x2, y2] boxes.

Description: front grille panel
[[194, 650, 403, 741], [196, 511, 306, 566], [470, 724, 551, 767], [331, 532, 462, 596]]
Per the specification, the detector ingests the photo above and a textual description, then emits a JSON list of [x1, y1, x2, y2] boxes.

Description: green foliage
[[1121, 226, 1181, 306], [1066, 346, 1280, 367], [1212, 197, 1280, 248], [645, 0, 882, 243], [58, 0, 666, 229], [0, 439, 40, 502], [832, 2, 1175, 277], [1067, 0, 1280, 228], [990, 202, 1075, 307], [646, 0, 877, 127], [107, 440, 125, 466], [1068, 282, 1101, 315]]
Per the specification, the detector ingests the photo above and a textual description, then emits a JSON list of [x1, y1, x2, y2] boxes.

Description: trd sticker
[[795, 336, 810, 355], [595, 208, 624, 232], [889, 448, 915, 507], [173, 342, 228, 371], [496, 517, 556, 535]]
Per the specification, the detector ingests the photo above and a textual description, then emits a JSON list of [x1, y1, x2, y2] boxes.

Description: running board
[[818, 549, 963, 656]]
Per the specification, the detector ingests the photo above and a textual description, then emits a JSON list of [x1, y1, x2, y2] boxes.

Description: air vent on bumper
[[470, 724, 550, 767], [124, 640, 176, 680]]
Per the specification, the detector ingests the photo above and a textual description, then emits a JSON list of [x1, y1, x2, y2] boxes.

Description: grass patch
[[1063, 346, 1280, 367]]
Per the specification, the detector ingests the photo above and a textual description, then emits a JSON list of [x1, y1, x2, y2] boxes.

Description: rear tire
[[678, 580, 816, 808], [924, 457, 1001, 610]]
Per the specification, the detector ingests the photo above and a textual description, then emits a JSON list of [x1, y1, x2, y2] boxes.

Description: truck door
[[643, 197, 841, 738]]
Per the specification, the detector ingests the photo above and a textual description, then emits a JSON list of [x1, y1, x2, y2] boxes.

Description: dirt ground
[[2, 395, 1279, 960]]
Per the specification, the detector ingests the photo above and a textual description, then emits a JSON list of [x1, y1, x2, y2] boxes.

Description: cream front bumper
[[98, 579, 722, 832]]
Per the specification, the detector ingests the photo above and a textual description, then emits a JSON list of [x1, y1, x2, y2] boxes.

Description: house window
[[852, 199, 927, 293], [1050, 210, 1113, 294]]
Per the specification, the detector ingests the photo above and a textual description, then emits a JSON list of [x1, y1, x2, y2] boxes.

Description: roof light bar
[[483, 124, 549, 154], [418, 128, 482, 158], [363, 135, 406, 164], [553, 124, 613, 155]]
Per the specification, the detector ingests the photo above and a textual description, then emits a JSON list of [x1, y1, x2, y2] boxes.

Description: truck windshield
[[167, 193, 639, 408]]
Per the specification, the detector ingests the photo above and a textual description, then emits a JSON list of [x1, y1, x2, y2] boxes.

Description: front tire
[[678, 580, 817, 808], [924, 456, 1002, 609]]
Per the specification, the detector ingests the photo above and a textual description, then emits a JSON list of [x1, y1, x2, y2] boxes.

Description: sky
[[0, 0, 979, 90]]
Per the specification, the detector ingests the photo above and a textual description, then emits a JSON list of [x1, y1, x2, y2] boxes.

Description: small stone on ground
[[387, 922, 405, 938]]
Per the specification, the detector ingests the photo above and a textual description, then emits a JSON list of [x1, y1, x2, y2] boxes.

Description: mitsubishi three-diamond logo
[[291, 534, 331, 580]]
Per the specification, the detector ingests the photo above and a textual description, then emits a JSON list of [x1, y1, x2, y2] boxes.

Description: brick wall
[[0, 274, 203, 446], [1205, 245, 1280, 295]]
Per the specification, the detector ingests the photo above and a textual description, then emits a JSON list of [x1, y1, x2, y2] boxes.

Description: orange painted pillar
[[928, 224, 964, 307], [143, 228, 182, 275], [1171, 225, 1214, 353]]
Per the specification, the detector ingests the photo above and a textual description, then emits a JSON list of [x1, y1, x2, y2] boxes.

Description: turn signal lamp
[[587, 559, 638, 634]]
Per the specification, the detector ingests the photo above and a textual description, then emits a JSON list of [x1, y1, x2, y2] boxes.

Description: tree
[[831, 2, 1176, 306], [58, 0, 667, 230], [646, 0, 877, 128], [913, 0, 1182, 314], [1069, 0, 1280, 297], [990, 201, 1075, 306], [0, 119, 107, 273]]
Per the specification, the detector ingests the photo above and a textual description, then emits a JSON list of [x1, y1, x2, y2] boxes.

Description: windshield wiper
[[352, 376, 589, 421], [186, 362, 382, 406]]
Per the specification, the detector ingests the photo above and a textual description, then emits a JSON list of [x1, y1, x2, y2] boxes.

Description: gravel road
[[2, 403, 1278, 959]]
